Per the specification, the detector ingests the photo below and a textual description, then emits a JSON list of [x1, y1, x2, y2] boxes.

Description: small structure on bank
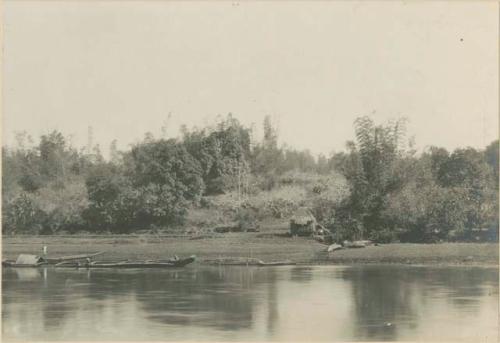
[[290, 207, 317, 236]]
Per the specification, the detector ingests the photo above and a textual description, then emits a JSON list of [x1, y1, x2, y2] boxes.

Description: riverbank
[[2, 233, 498, 266]]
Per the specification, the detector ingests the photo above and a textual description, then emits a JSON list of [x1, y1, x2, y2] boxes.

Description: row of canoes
[[2, 253, 196, 269], [2, 253, 296, 268], [53, 256, 197, 268]]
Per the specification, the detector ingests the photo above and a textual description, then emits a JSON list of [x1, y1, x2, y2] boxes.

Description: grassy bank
[[2, 234, 498, 266]]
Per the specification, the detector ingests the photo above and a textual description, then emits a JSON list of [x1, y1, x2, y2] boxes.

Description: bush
[[264, 198, 298, 219], [309, 173, 350, 223], [368, 228, 400, 243], [384, 183, 469, 242], [234, 208, 260, 230], [330, 212, 363, 242], [35, 180, 89, 233], [2, 193, 46, 234]]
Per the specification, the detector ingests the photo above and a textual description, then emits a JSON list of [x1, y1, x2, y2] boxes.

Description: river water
[[2, 265, 498, 341]]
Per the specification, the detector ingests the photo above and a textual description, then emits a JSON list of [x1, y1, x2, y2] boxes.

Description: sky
[[2, 1, 498, 157]]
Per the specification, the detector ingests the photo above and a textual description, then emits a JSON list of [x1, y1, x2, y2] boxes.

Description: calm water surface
[[2, 265, 498, 341]]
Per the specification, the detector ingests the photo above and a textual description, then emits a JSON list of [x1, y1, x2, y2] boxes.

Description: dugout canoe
[[256, 260, 296, 266], [2, 252, 105, 268], [54, 255, 196, 268], [203, 257, 296, 266], [44, 252, 105, 264]]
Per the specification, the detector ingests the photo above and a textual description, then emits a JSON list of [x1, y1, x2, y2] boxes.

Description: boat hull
[[3, 256, 196, 269], [55, 256, 196, 269], [257, 261, 296, 266], [44, 252, 104, 264], [2, 261, 47, 268], [203, 258, 296, 266]]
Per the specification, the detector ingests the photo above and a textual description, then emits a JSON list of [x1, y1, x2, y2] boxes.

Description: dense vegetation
[[2, 115, 498, 242]]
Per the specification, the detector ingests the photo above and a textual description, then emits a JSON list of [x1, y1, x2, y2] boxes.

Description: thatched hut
[[290, 207, 317, 236]]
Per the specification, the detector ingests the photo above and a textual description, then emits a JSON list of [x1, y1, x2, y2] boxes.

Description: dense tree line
[[2, 115, 498, 242], [329, 117, 498, 242]]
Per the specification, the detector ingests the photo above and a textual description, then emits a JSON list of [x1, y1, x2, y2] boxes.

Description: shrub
[[328, 204, 364, 242], [368, 228, 399, 243], [384, 183, 469, 242], [34, 180, 89, 233], [234, 208, 260, 229], [2, 193, 46, 234]]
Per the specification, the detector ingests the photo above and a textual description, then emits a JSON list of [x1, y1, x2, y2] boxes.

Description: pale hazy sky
[[2, 1, 498, 157]]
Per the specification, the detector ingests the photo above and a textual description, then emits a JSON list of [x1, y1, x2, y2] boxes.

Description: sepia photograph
[[1, 1, 499, 342]]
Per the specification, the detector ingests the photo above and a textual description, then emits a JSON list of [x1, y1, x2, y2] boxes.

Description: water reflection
[[14, 268, 42, 281], [341, 266, 498, 341], [2, 265, 498, 341], [341, 267, 416, 340]]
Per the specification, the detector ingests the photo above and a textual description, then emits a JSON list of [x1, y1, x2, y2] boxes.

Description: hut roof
[[15, 254, 44, 265], [290, 207, 316, 225]]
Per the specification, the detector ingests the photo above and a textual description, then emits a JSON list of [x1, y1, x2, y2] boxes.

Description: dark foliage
[[2, 116, 498, 241]]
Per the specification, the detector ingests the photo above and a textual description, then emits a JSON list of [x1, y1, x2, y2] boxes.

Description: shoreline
[[2, 233, 498, 267]]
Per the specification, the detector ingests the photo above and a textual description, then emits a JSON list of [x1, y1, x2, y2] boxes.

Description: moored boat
[[2, 254, 48, 268], [44, 252, 104, 264], [54, 255, 196, 268], [257, 260, 296, 266], [2, 252, 104, 268], [203, 257, 296, 266]]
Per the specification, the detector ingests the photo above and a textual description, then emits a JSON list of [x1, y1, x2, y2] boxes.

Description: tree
[[439, 148, 494, 229], [484, 140, 499, 185], [316, 154, 330, 174], [39, 131, 67, 179], [183, 115, 252, 195], [84, 163, 130, 231], [439, 148, 492, 188], [427, 146, 450, 181], [123, 139, 205, 228], [384, 182, 468, 242], [109, 140, 121, 164], [129, 139, 204, 199], [347, 116, 408, 238], [251, 116, 285, 189]]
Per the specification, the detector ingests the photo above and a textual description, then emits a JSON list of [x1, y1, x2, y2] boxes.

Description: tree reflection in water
[[341, 266, 418, 341], [341, 265, 499, 341], [2, 265, 498, 341]]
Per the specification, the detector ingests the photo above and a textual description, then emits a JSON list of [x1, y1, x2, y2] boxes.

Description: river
[[2, 265, 498, 341]]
